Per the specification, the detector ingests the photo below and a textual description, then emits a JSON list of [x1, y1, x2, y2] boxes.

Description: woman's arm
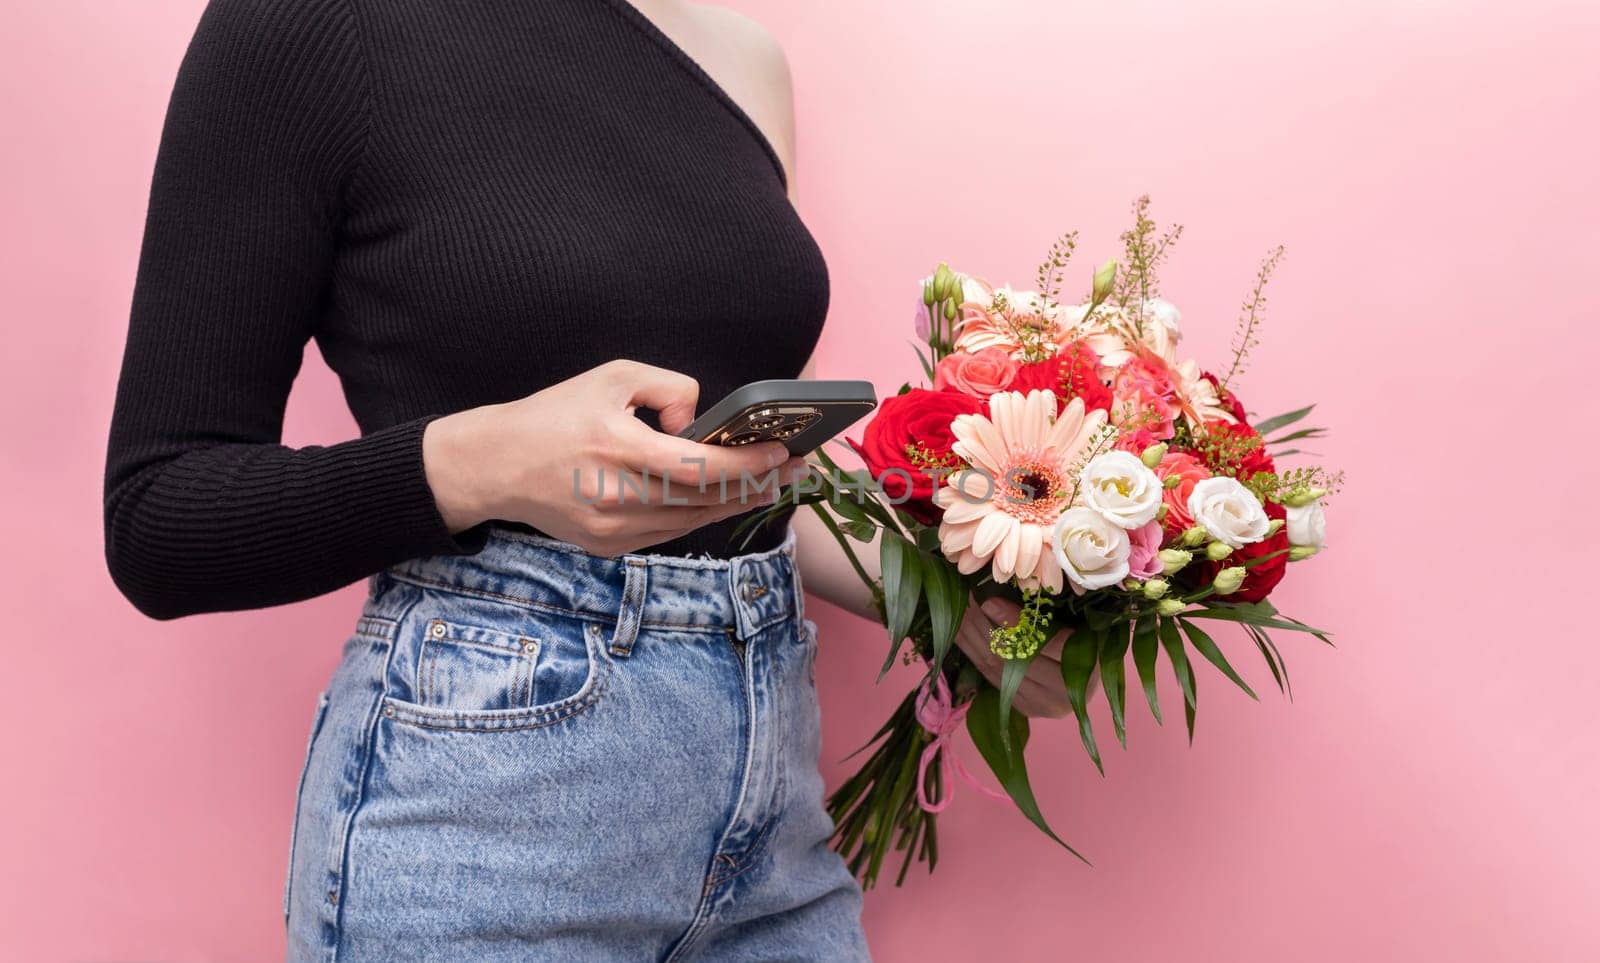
[[104, 0, 461, 619], [107, 0, 797, 620]]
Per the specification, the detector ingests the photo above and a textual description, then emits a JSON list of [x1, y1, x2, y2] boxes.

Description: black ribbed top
[[104, 0, 829, 619]]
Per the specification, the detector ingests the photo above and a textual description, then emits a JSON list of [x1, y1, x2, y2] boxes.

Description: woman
[[106, 0, 1068, 958]]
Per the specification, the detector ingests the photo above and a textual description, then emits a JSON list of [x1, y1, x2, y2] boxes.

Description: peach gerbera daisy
[[952, 283, 1064, 359], [934, 390, 1110, 592]]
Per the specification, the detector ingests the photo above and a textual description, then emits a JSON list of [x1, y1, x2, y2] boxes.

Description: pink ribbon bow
[[914, 674, 1010, 813]]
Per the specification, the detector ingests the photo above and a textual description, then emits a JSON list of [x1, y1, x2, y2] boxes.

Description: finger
[[618, 426, 790, 489], [608, 360, 700, 434], [600, 473, 770, 508]]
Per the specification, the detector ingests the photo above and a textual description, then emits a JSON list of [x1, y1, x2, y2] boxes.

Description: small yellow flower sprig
[[990, 590, 1053, 660]]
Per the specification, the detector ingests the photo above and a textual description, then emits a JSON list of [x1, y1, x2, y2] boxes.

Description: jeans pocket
[[284, 690, 330, 922], [384, 599, 609, 732]]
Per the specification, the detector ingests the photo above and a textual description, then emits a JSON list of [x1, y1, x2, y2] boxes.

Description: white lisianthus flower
[[1142, 298, 1182, 339], [1187, 477, 1271, 548], [1051, 506, 1132, 591], [1285, 499, 1327, 549], [1079, 450, 1163, 529]]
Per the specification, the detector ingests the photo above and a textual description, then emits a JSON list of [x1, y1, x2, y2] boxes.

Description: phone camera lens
[[725, 431, 763, 446], [772, 424, 806, 439], [747, 413, 783, 430]]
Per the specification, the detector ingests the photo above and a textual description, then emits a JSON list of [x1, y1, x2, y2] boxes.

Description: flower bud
[[1181, 525, 1208, 547], [922, 279, 936, 307], [1205, 541, 1234, 562], [1266, 518, 1285, 536], [1283, 486, 1329, 509], [1289, 545, 1319, 561], [944, 299, 958, 321], [1091, 258, 1118, 304], [1158, 549, 1193, 575], [1163, 474, 1183, 490], [1142, 578, 1170, 600], [1156, 598, 1187, 617], [1155, 503, 1169, 522], [1212, 566, 1248, 595], [1140, 442, 1168, 468]]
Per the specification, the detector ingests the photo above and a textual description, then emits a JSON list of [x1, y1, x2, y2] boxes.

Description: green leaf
[[1131, 616, 1161, 725], [966, 687, 1089, 864], [1264, 426, 1327, 446], [1156, 619, 1199, 743], [1185, 603, 1329, 637], [1178, 619, 1258, 701], [878, 533, 923, 678], [997, 655, 1031, 750], [1156, 618, 1195, 710], [842, 519, 876, 542], [1060, 626, 1104, 774], [1183, 659, 1199, 742], [912, 341, 935, 382], [1247, 625, 1292, 698], [1251, 404, 1315, 437], [1099, 621, 1132, 747], [922, 558, 967, 676]]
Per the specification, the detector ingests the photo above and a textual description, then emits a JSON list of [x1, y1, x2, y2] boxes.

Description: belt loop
[[610, 559, 649, 658]]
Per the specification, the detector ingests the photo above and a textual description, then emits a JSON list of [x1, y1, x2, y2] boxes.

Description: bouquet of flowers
[[745, 197, 1341, 887]]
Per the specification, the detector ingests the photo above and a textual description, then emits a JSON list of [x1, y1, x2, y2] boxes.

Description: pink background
[[4, 0, 1597, 959]]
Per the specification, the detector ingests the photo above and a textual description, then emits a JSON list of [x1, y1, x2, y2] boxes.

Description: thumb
[[611, 361, 700, 434]]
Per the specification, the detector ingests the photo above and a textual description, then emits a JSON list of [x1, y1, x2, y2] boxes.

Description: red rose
[[1203, 501, 1288, 603], [1202, 371, 1249, 424], [848, 388, 984, 523], [1006, 341, 1113, 413]]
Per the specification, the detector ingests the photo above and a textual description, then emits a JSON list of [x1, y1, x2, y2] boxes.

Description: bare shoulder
[[693, 4, 793, 89], [685, 4, 796, 176]]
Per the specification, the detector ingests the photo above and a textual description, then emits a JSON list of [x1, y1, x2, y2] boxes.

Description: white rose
[[1079, 450, 1163, 529], [1186, 477, 1270, 548], [1051, 507, 1131, 591], [1285, 499, 1327, 549]]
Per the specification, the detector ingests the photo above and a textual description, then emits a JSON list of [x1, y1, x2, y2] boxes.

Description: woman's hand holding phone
[[422, 360, 807, 556]]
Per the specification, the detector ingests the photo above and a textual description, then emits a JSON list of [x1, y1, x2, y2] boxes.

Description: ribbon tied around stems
[[914, 673, 1010, 813]]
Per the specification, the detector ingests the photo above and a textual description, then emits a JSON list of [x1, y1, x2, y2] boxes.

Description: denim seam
[[284, 691, 331, 924], [326, 593, 413, 961], [663, 627, 761, 962], [386, 569, 763, 636]]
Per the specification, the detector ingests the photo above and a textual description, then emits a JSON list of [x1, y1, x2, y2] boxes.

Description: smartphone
[[680, 379, 878, 455]]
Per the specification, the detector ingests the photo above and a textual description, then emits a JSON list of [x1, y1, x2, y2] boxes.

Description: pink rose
[[934, 347, 1019, 398], [1156, 450, 1211, 538], [1111, 355, 1178, 441], [1127, 520, 1165, 580]]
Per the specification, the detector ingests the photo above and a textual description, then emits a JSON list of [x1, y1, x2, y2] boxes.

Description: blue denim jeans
[[284, 527, 869, 961]]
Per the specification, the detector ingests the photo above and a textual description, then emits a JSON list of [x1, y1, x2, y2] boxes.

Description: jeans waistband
[[382, 524, 800, 640]]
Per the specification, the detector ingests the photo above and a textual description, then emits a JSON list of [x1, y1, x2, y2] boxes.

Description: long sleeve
[[104, 0, 480, 620]]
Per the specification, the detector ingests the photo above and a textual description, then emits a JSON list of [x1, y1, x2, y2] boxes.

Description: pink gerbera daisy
[[934, 390, 1110, 592]]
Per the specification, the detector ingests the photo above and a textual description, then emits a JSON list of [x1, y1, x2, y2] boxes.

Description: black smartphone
[[680, 379, 878, 455]]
